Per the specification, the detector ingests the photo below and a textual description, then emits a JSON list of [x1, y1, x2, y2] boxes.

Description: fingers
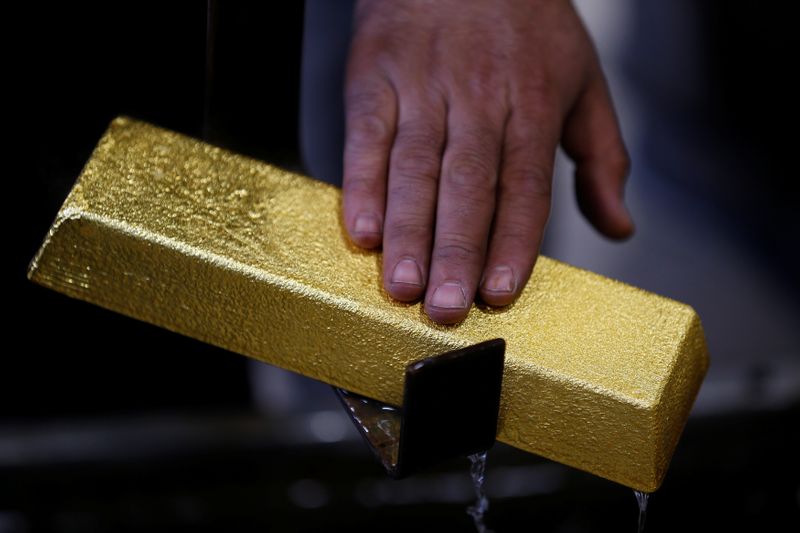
[[343, 67, 629, 322], [479, 109, 559, 307], [424, 105, 505, 324], [342, 75, 397, 249], [562, 69, 634, 240], [381, 90, 446, 301]]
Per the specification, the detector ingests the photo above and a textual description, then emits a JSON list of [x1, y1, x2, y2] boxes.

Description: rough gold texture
[[28, 118, 708, 491]]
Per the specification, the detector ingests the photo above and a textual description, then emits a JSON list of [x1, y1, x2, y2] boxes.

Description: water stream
[[467, 451, 493, 533], [634, 490, 650, 533]]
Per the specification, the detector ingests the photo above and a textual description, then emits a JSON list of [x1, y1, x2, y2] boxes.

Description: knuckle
[[514, 99, 561, 130], [452, 194, 492, 221], [343, 175, 379, 196], [460, 49, 509, 101], [608, 148, 631, 180], [346, 84, 384, 114], [346, 77, 389, 106], [395, 122, 444, 153], [391, 156, 440, 187], [495, 219, 543, 249], [445, 147, 497, 192], [434, 243, 481, 265], [347, 112, 393, 146], [517, 73, 558, 105], [466, 69, 503, 101], [393, 149, 440, 179], [385, 219, 431, 244], [434, 232, 483, 264], [346, 80, 394, 144], [392, 125, 444, 183], [388, 179, 435, 207], [502, 164, 553, 202], [496, 229, 533, 248]]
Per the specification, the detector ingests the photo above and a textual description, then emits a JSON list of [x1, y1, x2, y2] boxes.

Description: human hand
[[342, 0, 634, 324]]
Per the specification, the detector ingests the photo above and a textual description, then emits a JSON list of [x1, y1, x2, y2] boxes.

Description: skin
[[342, 0, 634, 324]]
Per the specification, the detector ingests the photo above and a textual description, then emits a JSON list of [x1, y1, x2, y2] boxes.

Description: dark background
[[5, 2, 799, 532], [10, 2, 302, 419]]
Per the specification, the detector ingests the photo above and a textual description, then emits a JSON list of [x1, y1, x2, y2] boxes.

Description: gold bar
[[28, 117, 708, 492]]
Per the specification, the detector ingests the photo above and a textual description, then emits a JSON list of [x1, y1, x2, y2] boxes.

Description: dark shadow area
[[8, 1, 304, 420]]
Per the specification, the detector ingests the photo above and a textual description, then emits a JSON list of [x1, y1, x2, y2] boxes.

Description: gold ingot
[[28, 117, 708, 492]]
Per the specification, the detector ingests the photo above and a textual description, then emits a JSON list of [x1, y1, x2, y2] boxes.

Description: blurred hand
[[342, 0, 633, 324]]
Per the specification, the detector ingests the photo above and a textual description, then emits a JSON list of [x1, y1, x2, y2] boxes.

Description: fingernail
[[391, 258, 423, 286], [482, 266, 515, 293], [353, 213, 381, 235], [430, 282, 467, 309]]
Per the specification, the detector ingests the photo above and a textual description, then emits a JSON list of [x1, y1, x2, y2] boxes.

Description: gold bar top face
[[28, 118, 708, 492]]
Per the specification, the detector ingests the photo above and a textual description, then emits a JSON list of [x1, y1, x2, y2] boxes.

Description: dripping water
[[634, 490, 650, 533], [467, 451, 493, 533]]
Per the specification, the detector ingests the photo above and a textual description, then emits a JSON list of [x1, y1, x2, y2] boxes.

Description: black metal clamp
[[335, 338, 506, 478]]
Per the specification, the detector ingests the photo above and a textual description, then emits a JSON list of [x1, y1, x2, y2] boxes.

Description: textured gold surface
[[28, 117, 708, 491]]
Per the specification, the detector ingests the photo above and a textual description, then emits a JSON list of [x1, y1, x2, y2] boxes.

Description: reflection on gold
[[28, 117, 708, 492]]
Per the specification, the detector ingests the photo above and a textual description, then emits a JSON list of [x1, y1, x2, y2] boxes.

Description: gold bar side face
[[28, 118, 709, 491]]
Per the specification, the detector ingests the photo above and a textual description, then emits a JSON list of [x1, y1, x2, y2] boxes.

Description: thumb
[[562, 69, 634, 240]]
